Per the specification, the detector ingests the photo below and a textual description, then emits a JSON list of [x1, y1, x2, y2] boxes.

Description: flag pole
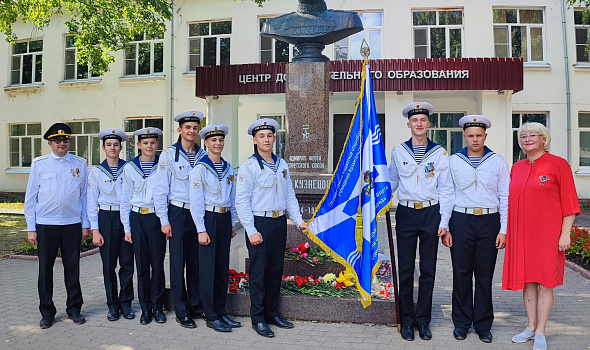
[[385, 210, 401, 332]]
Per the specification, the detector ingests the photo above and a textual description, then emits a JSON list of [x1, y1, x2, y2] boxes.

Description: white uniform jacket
[[153, 143, 207, 226], [24, 152, 90, 231], [449, 147, 510, 234], [235, 155, 305, 236], [388, 139, 454, 229], [188, 156, 237, 233], [87, 159, 126, 231], [120, 156, 160, 233]]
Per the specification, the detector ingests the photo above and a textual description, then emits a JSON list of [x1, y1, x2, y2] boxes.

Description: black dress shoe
[[453, 327, 467, 340], [190, 311, 206, 320], [478, 330, 493, 343], [68, 312, 86, 325], [140, 311, 152, 325], [252, 322, 274, 338], [267, 316, 293, 329], [418, 325, 432, 340], [176, 316, 196, 329], [121, 305, 135, 320], [40, 316, 55, 329], [400, 325, 414, 341], [221, 315, 242, 328], [107, 306, 120, 321], [207, 319, 232, 332], [154, 310, 166, 323]]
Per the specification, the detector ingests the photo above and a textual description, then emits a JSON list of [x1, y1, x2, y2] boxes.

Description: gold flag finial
[[360, 39, 370, 59]]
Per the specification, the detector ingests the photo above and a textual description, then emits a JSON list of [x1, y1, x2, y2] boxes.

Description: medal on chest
[[425, 162, 435, 178]]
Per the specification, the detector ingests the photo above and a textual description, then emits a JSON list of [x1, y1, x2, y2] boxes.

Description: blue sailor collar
[[173, 142, 202, 157], [250, 153, 279, 172], [198, 155, 229, 180], [97, 159, 126, 180], [130, 155, 159, 178], [402, 138, 442, 163], [455, 146, 495, 166]]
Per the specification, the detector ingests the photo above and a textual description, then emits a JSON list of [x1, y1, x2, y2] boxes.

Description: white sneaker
[[533, 333, 547, 350], [511, 327, 535, 343]]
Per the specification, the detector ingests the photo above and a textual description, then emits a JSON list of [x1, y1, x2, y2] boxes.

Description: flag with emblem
[[306, 58, 392, 308]]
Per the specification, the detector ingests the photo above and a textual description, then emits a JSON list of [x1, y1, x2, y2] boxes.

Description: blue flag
[[306, 60, 392, 308]]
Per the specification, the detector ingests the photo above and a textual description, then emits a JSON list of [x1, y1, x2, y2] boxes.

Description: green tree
[[569, 0, 590, 55]]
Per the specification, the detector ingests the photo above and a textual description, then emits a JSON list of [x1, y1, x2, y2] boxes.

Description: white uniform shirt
[[87, 159, 126, 231], [235, 155, 305, 236], [388, 139, 454, 229], [153, 143, 207, 226], [189, 156, 237, 233], [24, 152, 90, 231], [120, 156, 160, 233], [449, 147, 510, 234]]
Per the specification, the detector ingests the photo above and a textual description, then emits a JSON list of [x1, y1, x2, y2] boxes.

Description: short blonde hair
[[518, 122, 550, 151]]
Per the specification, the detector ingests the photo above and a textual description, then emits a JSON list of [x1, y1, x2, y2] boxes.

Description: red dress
[[502, 153, 580, 291]]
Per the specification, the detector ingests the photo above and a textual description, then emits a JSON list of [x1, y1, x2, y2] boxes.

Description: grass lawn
[[0, 214, 27, 258]]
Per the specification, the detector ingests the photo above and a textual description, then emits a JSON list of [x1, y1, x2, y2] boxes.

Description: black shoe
[[107, 306, 120, 321], [418, 325, 432, 340], [140, 311, 152, 325], [266, 316, 293, 329], [207, 319, 232, 332], [453, 327, 468, 340], [39, 316, 55, 329], [190, 311, 206, 320], [176, 316, 196, 329], [221, 315, 242, 328], [154, 310, 166, 323], [400, 325, 414, 341], [478, 330, 493, 343], [121, 305, 135, 320], [68, 312, 86, 325], [252, 322, 274, 338]]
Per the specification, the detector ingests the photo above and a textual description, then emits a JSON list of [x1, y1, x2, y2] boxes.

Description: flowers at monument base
[[569, 226, 590, 262], [377, 261, 392, 276], [284, 242, 334, 266], [336, 271, 355, 287], [372, 280, 394, 300]]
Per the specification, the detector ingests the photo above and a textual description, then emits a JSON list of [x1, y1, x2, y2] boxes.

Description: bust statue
[[260, 0, 363, 62]]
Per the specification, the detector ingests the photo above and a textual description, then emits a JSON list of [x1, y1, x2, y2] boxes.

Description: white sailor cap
[[459, 115, 491, 130], [402, 102, 435, 118], [247, 118, 280, 136], [174, 110, 204, 125], [133, 127, 162, 140], [98, 128, 127, 142], [199, 124, 229, 140]]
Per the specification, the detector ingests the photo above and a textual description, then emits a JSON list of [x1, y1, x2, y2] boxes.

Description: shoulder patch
[[443, 150, 448, 156], [191, 177, 201, 189], [238, 172, 247, 184]]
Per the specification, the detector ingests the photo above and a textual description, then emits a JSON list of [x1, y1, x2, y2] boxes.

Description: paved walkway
[[1, 222, 590, 350]]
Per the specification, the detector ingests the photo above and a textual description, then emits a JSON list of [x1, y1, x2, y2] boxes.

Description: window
[[427, 113, 465, 154], [493, 9, 545, 62], [258, 115, 285, 158], [64, 35, 99, 80], [579, 112, 590, 166], [335, 12, 383, 60], [123, 117, 164, 160], [188, 20, 231, 70], [11, 39, 43, 85], [511, 113, 548, 163], [413, 10, 463, 59], [9, 123, 42, 168], [574, 10, 590, 63], [67, 120, 101, 166], [124, 32, 164, 76], [259, 18, 298, 63]]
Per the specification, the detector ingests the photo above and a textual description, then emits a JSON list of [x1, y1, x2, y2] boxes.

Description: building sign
[[195, 58, 523, 97]]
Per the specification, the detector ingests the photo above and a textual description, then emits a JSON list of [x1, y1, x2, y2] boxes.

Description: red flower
[[285, 244, 290, 250], [298, 243, 307, 254]]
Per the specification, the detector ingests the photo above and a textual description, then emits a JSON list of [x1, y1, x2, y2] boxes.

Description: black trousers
[[130, 211, 166, 314], [245, 215, 287, 324], [168, 204, 201, 318], [449, 211, 500, 332], [36, 223, 83, 318], [199, 211, 232, 321], [395, 204, 440, 327], [98, 209, 134, 308]]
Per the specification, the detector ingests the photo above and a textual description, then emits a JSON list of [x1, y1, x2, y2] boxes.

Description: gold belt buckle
[[272, 211, 280, 218], [219, 207, 227, 214], [140, 207, 149, 215], [414, 202, 423, 210], [473, 208, 483, 216]]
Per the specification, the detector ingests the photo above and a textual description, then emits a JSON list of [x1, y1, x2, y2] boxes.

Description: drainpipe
[[561, 0, 572, 162], [169, 1, 176, 144]]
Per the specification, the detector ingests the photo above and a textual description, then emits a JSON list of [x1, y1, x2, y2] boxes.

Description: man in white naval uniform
[[189, 124, 241, 332], [87, 128, 134, 322], [235, 118, 309, 338], [441, 115, 509, 344], [153, 110, 207, 329], [388, 102, 454, 341]]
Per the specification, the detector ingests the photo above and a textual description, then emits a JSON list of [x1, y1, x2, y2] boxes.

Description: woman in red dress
[[502, 122, 579, 350]]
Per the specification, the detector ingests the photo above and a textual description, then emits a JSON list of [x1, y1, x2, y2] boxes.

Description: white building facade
[[1, 0, 590, 197]]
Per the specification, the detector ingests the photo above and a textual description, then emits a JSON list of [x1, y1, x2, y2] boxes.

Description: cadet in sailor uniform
[[388, 102, 454, 341], [153, 111, 207, 329], [120, 127, 166, 325], [189, 124, 241, 332], [87, 128, 135, 321], [441, 115, 509, 343], [235, 118, 309, 338], [24, 123, 90, 329]]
